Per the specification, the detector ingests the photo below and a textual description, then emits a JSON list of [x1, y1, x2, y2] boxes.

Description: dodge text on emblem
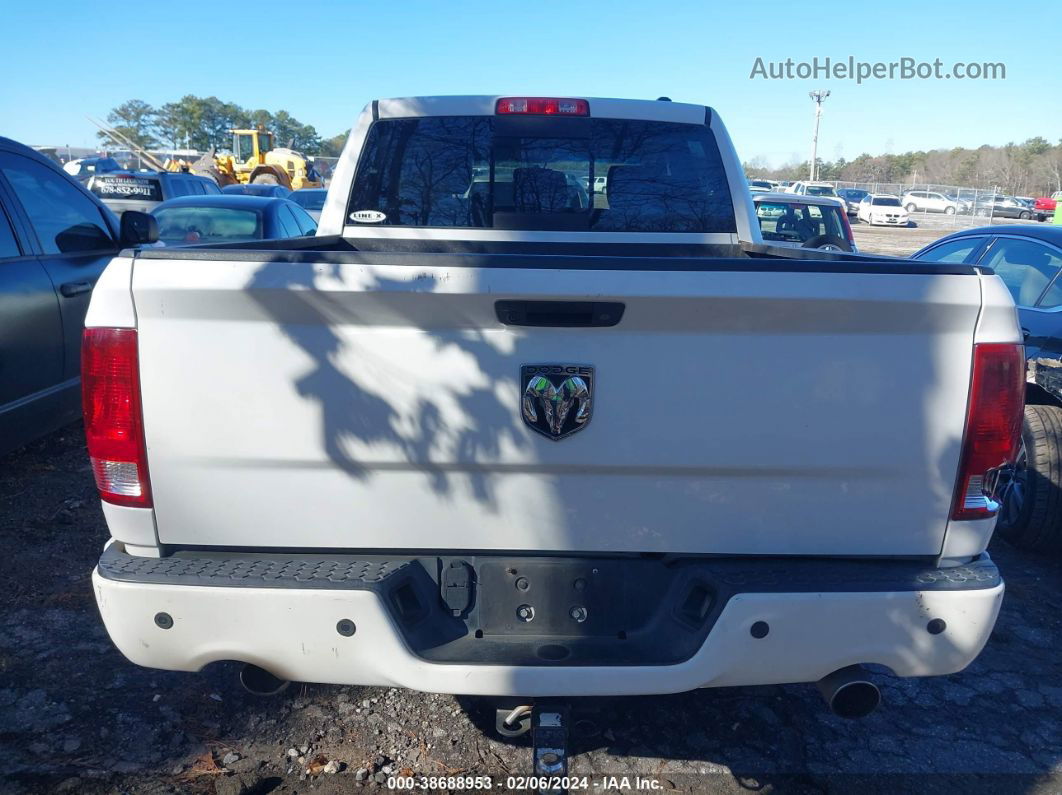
[[520, 364, 594, 440]]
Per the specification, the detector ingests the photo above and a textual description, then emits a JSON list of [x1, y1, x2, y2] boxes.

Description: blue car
[[287, 188, 328, 222], [221, 183, 292, 199], [914, 224, 1062, 552], [151, 195, 317, 246]]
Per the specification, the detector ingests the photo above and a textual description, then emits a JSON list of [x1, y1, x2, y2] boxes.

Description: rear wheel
[[802, 235, 852, 252], [997, 404, 1062, 552], [944, 206, 955, 215]]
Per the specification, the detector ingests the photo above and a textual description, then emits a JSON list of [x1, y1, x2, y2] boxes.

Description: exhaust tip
[[817, 665, 881, 719], [239, 663, 290, 696], [829, 679, 881, 719]]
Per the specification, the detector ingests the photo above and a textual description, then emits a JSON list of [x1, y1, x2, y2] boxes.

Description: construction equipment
[[191, 130, 322, 190], [88, 118, 322, 190], [87, 117, 174, 172]]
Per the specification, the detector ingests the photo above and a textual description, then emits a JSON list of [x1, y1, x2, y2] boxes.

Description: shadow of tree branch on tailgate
[[245, 254, 528, 508]]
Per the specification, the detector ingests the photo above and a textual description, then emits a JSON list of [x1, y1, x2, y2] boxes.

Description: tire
[[1019, 211, 1031, 220], [252, 173, 280, 185], [905, 203, 917, 213], [802, 234, 852, 252], [997, 403, 1062, 552], [944, 206, 955, 215]]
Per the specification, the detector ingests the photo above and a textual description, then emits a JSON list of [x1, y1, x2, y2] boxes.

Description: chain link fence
[[831, 181, 1039, 226]]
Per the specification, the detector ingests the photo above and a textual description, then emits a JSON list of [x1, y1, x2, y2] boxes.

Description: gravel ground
[[851, 214, 1046, 257], [3, 426, 1062, 795]]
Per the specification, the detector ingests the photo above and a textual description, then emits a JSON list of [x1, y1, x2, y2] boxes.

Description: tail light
[[82, 328, 152, 508], [951, 343, 1025, 520], [496, 97, 590, 116]]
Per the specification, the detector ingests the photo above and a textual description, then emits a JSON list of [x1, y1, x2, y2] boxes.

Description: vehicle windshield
[[748, 180, 772, 189], [755, 200, 846, 244], [289, 190, 327, 211], [840, 189, 867, 200], [804, 184, 836, 197], [872, 197, 902, 207], [153, 206, 263, 245], [347, 116, 736, 232]]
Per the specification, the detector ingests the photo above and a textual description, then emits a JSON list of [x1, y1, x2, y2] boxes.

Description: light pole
[[808, 90, 830, 181]]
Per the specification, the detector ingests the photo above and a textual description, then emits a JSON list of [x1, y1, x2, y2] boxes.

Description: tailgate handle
[[495, 300, 624, 328]]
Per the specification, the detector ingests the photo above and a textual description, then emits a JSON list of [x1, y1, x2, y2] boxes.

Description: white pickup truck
[[88, 96, 1022, 724]]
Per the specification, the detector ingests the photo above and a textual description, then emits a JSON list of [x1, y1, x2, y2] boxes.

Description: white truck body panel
[[131, 256, 987, 556]]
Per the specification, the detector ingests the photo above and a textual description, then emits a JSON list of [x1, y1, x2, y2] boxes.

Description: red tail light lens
[[951, 343, 1025, 520], [496, 97, 590, 116], [82, 328, 152, 508]]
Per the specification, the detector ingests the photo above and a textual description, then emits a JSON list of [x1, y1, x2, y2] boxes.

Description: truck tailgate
[[131, 253, 982, 556]]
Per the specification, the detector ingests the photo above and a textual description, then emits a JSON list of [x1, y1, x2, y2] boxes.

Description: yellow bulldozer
[[189, 129, 322, 190]]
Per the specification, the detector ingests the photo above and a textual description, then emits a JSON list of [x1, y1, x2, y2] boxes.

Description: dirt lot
[[3, 420, 1062, 793], [851, 214, 1046, 257]]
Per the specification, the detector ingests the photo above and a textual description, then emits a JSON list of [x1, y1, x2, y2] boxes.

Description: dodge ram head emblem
[[520, 365, 594, 440]]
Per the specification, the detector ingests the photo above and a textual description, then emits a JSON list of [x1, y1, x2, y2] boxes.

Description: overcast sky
[[2, 0, 1057, 167]]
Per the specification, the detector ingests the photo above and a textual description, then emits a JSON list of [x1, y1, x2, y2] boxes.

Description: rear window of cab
[[347, 116, 736, 233]]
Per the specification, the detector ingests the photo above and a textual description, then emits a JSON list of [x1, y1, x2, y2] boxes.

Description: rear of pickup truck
[[88, 96, 1022, 698]]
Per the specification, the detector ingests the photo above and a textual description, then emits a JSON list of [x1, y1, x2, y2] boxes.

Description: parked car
[[0, 137, 151, 455], [900, 190, 966, 215], [89, 97, 1011, 734], [62, 156, 122, 182], [975, 196, 1034, 220], [151, 195, 317, 246], [288, 188, 328, 222], [87, 170, 220, 218], [835, 188, 868, 216], [787, 181, 837, 197], [913, 225, 1062, 551], [222, 183, 292, 199], [753, 192, 855, 251], [747, 179, 774, 192], [856, 194, 910, 226], [1033, 191, 1061, 222]]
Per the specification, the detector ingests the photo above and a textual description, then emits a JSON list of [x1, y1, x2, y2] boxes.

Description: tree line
[[101, 97, 348, 157], [744, 137, 1062, 197]]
